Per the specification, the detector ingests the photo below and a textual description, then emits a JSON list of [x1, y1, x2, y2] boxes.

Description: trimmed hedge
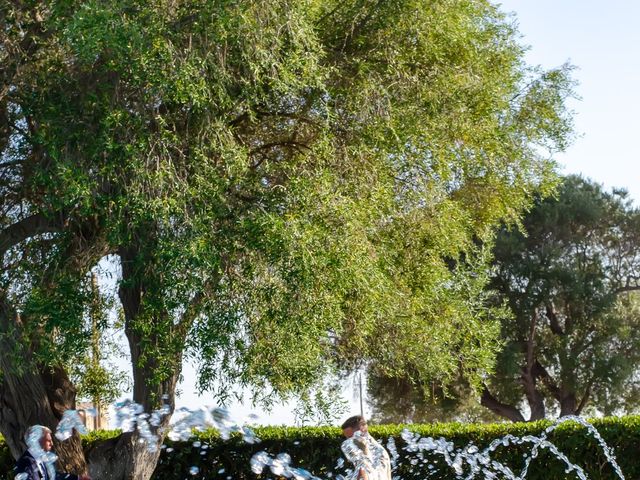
[[2, 417, 639, 479]]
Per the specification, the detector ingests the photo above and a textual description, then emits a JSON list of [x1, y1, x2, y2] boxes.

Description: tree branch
[[576, 379, 594, 415], [545, 302, 564, 335], [614, 285, 640, 295], [532, 360, 562, 402], [0, 212, 65, 258], [249, 140, 312, 170], [480, 386, 525, 423], [174, 264, 223, 338]]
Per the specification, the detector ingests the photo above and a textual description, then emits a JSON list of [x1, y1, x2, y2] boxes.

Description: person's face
[[342, 427, 354, 438], [342, 427, 356, 438], [39, 432, 53, 452]]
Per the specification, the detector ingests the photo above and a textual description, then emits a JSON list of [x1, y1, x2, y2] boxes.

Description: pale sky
[[117, 1, 640, 426], [499, 0, 640, 203]]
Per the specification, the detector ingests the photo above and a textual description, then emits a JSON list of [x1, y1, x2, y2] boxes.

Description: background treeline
[[369, 175, 640, 424], [2, 418, 639, 479]]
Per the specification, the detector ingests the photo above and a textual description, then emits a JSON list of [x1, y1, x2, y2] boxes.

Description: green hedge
[[2, 417, 639, 479]]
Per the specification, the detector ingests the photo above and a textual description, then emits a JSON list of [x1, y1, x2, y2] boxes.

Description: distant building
[[76, 401, 109, 431]]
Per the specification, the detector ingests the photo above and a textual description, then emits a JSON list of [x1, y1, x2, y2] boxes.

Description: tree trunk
[[1, 235, 186, 480], [521, 367, 545, 421], [87, 430, 166, 480], [83, 355, 179, 479], [118, 245, 183, 408], [0, 215, 102, 476], [575, 381, 593, 415], [0, 299, 88, 475], [521, 311, 545, 420], [559, 392, 577, 417], [480, 387, 526, 422], [93, 245, 183, 480], [1, 297, 180, 480], [83, 361, 178, 480]]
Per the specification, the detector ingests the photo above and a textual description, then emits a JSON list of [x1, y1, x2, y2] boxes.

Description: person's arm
[[342, 438, 371, 480], [15, 455, 40, 480], [357, 467, 369, 480], [355, 438, 370, 480]]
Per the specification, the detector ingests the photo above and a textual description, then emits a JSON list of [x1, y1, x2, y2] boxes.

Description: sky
[[498, 0, 640, 203], [115, 1, 640, 427]]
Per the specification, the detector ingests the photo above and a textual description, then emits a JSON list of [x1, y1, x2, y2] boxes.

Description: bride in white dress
[[341, 416, 391, 480]]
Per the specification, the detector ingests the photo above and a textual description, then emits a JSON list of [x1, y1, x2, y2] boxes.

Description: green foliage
[[370, 176, 640, 424], [70, 272, 129, 407], [74, 361, 127, 406], [116, 418, 640, 480], [3, 418, 640, 480], [367, 372, 501, 424], [2, 0, 575, 412], [487, 175, 640, 418]]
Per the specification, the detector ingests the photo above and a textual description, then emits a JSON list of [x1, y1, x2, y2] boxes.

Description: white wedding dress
[[341, 431, 392, 480]]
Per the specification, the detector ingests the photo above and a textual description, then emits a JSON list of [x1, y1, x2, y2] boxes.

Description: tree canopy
[[367, 370, 500, 424], [368, 176, 640, 424], [482, 175, 640, 421], [1, 0, 574, 477]]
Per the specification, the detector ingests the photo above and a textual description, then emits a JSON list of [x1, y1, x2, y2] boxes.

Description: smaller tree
[[482, 175, 640, 421], [70, 271, 128, 428]]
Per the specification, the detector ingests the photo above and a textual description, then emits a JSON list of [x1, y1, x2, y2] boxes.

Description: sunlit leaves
[[2, 0, 575, 407]]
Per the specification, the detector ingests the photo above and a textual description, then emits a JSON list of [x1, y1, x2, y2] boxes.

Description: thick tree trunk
[[0, 215, 96, 476], [0, 299, 88, 475], [1, 234, 186, 480], [81, 342, 178, 480], [87, 430, 167, 480], [84, 358, 179, 479], [84, 361, 178, 480], [559, 392, 577, 417]]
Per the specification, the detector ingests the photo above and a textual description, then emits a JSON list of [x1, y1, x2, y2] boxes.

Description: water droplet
[[55, 410, 87, 441], [250, 451, 270, 474]]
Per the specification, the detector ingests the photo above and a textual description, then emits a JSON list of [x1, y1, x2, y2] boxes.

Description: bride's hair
[[341, 415, 367, 431]]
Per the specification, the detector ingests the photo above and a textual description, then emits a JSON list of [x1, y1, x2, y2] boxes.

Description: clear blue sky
[[115, 1, 640, 427]]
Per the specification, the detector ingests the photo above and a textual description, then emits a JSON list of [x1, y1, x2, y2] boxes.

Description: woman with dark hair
[[340, 416, 391, 480]]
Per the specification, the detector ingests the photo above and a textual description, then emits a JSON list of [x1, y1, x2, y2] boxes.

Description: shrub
[[3, 417, 639, 479]]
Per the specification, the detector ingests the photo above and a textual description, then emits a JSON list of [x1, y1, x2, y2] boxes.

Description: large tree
[[482, 176, 640, 422], [1, 0, 573, 478]]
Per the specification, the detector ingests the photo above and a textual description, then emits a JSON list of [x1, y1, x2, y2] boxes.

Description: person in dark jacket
[[15, 425, 91, 480]]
